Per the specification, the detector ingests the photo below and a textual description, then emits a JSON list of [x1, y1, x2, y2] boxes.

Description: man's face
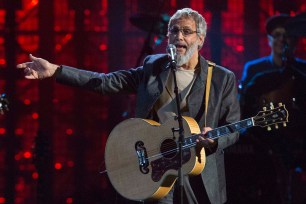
[[168, 17, 204, 66], [268, 27, 296, 56]]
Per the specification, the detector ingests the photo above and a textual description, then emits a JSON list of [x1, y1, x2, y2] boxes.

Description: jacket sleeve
[[55, 65, 144, 95], [217, 71, 241, 150]]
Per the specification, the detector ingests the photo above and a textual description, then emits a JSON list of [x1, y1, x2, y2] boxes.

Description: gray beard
[[176, 42, 198, 67]]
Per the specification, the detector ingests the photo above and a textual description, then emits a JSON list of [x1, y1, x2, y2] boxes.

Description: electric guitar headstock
[[253, 102, 288, 131], [0, 93, 9, 115]]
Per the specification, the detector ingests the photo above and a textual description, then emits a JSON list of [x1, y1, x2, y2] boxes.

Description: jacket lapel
[[143, 60, 171, 118], [188, 57, 209, 120]]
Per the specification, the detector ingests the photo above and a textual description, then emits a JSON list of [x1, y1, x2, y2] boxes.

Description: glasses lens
[[169, 27, 196, 36], [170, 27, 179, 34], [182, 28, 193, 35]]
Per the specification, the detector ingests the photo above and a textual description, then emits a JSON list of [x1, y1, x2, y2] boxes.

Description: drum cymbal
[[130, 13, 170, 36], [286, 12, 306, 37]]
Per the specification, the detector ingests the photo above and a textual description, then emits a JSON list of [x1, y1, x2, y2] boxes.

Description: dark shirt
[[240, 55, 306, 92]]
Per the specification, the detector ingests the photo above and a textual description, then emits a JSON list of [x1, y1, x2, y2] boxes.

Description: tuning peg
[[270, 102, 274, 109], [278, 102, 283, 107], [283, 122, 287, 127], [267, 126, 272, 131], [275, 124, 279, 129], [263, 107, 267, 111]]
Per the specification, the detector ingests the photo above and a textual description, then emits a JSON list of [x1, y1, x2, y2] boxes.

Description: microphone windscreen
[[166, 44, 177, 55], [166, 44, 177, 61]]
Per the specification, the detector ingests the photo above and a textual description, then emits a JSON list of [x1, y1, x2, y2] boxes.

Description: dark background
[[0, 0, 306, 203]]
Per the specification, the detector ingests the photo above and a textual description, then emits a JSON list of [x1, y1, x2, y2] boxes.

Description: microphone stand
[[169, 59, 185, 204], [281, 42, 289, 68]]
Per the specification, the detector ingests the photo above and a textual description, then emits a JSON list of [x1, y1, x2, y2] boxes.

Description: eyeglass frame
[[168, 26, 199, 37]]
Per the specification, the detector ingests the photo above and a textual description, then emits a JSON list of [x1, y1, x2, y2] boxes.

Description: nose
[[279, 35, 286, 42], [174, 30, 184, 41], [275, 33, 286, 41]]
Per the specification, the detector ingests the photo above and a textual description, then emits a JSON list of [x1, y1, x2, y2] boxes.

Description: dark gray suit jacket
[[55, 54, 240, 204]]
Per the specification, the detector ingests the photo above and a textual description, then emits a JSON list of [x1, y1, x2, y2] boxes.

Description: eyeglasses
[[269, 32, 287, 40], [168, 26, 199, 36]]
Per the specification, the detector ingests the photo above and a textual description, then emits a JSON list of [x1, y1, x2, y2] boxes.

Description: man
[[240, 14, 306, 93], [17, 8, 240, 204], [240, 13, 306, 117]]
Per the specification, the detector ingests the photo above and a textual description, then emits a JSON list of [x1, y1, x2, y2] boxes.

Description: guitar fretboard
[[183, 118, 254, 148]]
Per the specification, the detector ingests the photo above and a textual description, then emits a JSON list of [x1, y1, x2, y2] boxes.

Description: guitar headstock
[[0, 93, 9, 115], [253, 102, 288, 131]]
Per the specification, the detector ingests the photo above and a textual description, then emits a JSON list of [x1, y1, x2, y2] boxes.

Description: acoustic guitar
[[105, 103, 288, 201]]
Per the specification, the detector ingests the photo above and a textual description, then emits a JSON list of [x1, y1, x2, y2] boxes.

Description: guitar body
[[105, 116, 205, 201]]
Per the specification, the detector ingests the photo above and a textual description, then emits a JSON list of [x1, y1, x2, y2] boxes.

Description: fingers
[[23, 67, 38, 79], [17, 62, 32, 69], [202, 127, 212, 135], [198, 127, 214, 143], [16, 63, 26, 69], [17, 62, 38, 79], [16, 54, 41, 79], [197, 136, 214, 144], [29, 54, 38, 61], [16, 54, 36, 69]]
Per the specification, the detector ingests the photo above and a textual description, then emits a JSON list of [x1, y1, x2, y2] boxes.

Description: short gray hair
[[168, 8, 207, 48]]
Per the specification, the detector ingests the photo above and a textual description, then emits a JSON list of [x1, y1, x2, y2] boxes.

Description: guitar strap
[[205, 60, 215, 127]]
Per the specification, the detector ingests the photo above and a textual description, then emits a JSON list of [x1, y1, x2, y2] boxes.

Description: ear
[[198, 34, 205, 50], [199, 34, 205, 44]]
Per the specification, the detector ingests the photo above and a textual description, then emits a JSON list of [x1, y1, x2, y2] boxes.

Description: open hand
[[16, 54, 59, 79]]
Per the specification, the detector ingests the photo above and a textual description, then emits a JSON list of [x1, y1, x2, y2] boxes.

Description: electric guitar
[[104, 103, 288, 202]]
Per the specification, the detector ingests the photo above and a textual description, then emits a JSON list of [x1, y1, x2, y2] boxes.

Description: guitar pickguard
[[151, 149, 191, 182]]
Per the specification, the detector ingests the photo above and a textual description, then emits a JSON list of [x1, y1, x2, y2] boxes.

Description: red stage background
[[0, 0, 306, 203]]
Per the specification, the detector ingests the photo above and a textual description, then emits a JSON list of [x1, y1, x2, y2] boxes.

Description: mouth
[[175, 44, 187, 54]]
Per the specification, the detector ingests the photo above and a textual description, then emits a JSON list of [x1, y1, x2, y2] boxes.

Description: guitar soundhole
[[160, 139, 177, 159]]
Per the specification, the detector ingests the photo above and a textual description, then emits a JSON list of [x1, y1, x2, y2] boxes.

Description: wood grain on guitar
[[104, 103, 288, 202]]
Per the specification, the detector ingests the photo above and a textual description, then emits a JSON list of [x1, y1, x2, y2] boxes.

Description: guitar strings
[[147, 110, 281, 159], [146, 121, 254, 160]]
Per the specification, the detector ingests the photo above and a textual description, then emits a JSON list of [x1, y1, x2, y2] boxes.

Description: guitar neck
[[206, 118, 254, 139], [183, 118, 254, 148]]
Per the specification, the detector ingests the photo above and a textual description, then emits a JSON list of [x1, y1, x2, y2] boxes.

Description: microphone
[[166, 44, 177, 64]]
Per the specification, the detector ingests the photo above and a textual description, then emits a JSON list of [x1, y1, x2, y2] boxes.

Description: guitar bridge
[[135, 141, 149, 174]]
